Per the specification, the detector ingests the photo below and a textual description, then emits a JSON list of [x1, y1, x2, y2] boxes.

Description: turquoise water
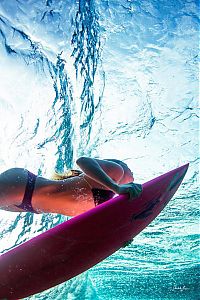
[[0, 0, 199, 299]]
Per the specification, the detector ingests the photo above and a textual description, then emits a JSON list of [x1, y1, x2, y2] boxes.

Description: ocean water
[[0, 0, 199, 299]]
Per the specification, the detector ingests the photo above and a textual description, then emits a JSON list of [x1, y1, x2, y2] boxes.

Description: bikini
[[81, 176, 115, 206], [91, 188, 115, 206], [15, 172, 115, 213], [15, 171, 38, 213]]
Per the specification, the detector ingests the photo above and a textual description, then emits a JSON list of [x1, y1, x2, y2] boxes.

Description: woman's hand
[[115, 182, 143, 199]]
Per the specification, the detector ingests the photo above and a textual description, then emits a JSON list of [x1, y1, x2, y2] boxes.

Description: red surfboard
[[0, 164, 189, 299]]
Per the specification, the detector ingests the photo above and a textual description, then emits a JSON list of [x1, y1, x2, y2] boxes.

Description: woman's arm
[[76, 157, 123, 193], [104, 159, 134, 184], [76, 157, 142, 199]]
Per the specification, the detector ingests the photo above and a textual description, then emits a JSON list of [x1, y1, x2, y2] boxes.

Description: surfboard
[[0, 164, 189, 299]]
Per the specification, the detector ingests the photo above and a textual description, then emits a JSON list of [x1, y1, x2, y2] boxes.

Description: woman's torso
[[0, 169, 111, 216], [32, 175, 95, 215]]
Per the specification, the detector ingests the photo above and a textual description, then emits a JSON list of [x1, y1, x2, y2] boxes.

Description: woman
[[0, 157, 142, 216]]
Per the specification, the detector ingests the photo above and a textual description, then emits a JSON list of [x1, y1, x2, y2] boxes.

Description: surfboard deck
[[0, 164, 189, 299]]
